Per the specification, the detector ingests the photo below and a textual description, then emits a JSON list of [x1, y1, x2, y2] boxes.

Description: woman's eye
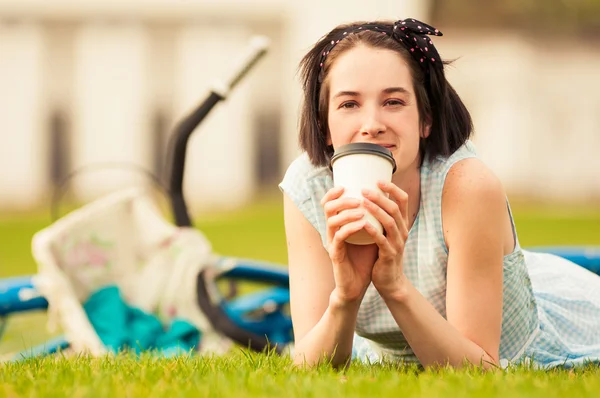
[[385, 99, 405, 106], [339, 102, 357, 109]]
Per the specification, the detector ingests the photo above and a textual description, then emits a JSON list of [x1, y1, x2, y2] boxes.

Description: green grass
[[1, 197, 600, 397], [1, 351, 600, 397]]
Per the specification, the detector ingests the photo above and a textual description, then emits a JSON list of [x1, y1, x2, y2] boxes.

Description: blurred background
[[1, 0, 599, 213], [0, 0, 599, 356], [0, 0, 599, 263]]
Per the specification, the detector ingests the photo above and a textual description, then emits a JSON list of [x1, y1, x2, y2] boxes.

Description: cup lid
[[330, 143, 397, 173]]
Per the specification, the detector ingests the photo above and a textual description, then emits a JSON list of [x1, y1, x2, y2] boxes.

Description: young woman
[[279, 18, 600, 370]]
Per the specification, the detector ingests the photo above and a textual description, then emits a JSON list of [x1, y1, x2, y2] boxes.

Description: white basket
[[31, 187, 233, 356]]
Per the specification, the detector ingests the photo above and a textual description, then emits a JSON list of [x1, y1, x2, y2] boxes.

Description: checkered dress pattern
[[279, 141, 600, 369]]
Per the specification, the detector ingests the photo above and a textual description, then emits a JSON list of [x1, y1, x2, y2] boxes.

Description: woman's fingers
[[329, 219, 367, 260], [322, 186, 364, 244], [328, 208, 365, 228], [361, 195, 408, 246], [376, 181, 409, 221], [363, 220, 404, 257], [362, 221, 391, 249], [359, 182, 411, 254], [362, 196, 399, 236], [326, 208, 365, 244], [323, 197, 362, 219], [320, 186, 344, 207], [322, 183, 409, 256]]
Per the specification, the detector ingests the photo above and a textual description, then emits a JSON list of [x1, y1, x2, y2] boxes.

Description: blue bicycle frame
[[1, 245, 599, 354]]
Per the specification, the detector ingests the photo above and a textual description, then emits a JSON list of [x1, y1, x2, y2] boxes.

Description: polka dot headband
[[317, 18, 444, 83]]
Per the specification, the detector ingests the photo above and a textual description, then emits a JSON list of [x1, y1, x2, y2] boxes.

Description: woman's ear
[[421, 125, 431, 139], [421, 116, 432, 139]]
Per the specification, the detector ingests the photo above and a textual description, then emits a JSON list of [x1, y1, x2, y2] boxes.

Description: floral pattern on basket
[[51, 233, 118, 297], [61, 234, 114, 269]]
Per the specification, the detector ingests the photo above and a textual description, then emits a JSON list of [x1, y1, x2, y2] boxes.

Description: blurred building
[[0, 0, 598, 213]]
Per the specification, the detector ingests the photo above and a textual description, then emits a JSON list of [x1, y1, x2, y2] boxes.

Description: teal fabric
[[83, 285, 200, 356]]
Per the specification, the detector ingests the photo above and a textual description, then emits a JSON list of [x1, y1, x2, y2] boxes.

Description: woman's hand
[[321, 186, 379, 305], [361, 181, 410, 299]]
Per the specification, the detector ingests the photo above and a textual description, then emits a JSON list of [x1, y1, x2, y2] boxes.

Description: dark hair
[[297, 20, 474, 168]]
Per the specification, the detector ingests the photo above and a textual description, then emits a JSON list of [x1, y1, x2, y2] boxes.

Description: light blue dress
[[279, 141, 600, 369]]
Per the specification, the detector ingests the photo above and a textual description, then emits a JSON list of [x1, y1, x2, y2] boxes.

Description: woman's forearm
[[381, 281, 499, 369], [292, 294, 361, 368]]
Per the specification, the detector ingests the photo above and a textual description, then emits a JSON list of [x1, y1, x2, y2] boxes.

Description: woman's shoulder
[[279, 152, 332, 247], [279, 152, 332, 203], [444, 157, 506, 201], [421, 140, 510, 227], [426, 140, 506, 201], [425, 140, 479, 175], [284, 152, 330, 179]]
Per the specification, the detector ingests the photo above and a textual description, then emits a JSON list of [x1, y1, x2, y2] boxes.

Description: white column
[[279, 0, 432, 172], [0, 22, 47, 209], [174, 25, 255, 212], [72, 22, 150, 201], [533, 46, 600, 201], [443, 36, 600, 202], [441, 33, 536, 194]]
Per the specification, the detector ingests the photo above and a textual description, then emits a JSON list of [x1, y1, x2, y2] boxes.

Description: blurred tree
[[430, 0, 600, 37]]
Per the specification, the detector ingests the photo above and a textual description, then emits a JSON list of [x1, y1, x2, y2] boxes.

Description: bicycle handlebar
[[167, 36, 270, 227]]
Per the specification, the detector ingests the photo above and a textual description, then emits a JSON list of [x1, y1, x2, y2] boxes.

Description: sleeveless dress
[[279, 141, 600, 369]]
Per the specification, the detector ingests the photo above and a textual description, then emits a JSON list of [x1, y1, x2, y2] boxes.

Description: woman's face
[[326, 45, 429, 175]]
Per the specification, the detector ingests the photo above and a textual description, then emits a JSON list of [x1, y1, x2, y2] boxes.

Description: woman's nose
[[360, 113, 386, 137]]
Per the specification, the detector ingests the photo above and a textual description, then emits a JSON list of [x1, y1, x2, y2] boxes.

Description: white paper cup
[[330, 143, 397, 245]]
